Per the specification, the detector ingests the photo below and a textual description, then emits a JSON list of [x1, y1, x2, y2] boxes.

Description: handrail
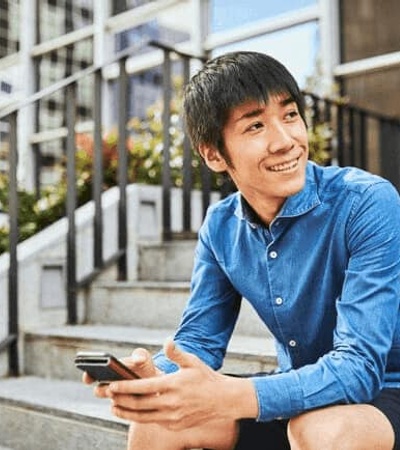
[[302, 90, 400, 124], [0, 39, 152, 373], [0, 40, 150, 120]]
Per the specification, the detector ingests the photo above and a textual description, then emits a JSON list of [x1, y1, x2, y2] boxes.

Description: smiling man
[[87, 51, 400, 450]]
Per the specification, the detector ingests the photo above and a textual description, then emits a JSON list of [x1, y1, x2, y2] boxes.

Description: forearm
[[219, 375, 259, 420]]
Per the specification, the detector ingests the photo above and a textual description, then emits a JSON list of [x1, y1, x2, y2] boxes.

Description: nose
[[267, 121, 294, 154]]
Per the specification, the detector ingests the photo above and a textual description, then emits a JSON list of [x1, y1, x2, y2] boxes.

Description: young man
[[87, 51, 400, 449]]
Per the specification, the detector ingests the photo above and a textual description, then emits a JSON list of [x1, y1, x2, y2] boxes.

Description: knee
[[288, 412, 347, 450]]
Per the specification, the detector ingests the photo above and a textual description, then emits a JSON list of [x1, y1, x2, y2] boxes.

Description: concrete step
[[0, 376, 128, 450], [87, 281, 190, 329], [87, 281, 270, 337], [138, 240, 197, 281], [23, 325, 277, 381]]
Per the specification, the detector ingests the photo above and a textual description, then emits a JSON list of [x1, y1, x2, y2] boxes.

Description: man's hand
[[81, 347, 161, 398], [106, 339, 258, 430]]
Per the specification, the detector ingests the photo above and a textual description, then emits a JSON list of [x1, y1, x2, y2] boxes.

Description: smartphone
[[74, 351, 140, 383]]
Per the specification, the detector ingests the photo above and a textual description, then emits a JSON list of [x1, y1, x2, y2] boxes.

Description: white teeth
[[269, 159, 298, 172]]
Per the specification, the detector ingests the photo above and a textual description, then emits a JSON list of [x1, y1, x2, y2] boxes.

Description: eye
[[246, 121, 264, 132], [285, 109, 299, 121]]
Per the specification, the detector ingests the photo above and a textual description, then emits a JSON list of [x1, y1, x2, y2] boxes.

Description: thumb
[[124, 347, 158, 378], [163, 338, 201, 370]]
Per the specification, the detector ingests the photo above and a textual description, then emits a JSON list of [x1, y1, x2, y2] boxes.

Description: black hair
[[183, 51, 306, 159]]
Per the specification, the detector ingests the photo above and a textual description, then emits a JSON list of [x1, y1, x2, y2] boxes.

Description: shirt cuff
[[252, 371, 304, 421]]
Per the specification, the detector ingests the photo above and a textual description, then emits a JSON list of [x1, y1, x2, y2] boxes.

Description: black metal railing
[[303, 92, 400, 190], [1, 40, 400, 378], [150, 41, 209, 239], [0, 42, 146, 375]]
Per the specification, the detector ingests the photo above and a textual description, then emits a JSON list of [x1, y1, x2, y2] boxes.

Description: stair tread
[[94, 280, 191, 289], [0, 376, 128, 429], [26, 324, 277, 358]]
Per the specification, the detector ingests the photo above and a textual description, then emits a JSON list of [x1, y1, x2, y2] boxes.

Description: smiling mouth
[[268, 158, 300, 173]]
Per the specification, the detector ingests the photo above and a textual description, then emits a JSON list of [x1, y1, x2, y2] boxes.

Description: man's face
[[219, 94, 309, 214]]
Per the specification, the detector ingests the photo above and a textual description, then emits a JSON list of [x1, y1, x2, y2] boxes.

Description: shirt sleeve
[[153, 224, 242, 374], [253, 181, 400, 421]]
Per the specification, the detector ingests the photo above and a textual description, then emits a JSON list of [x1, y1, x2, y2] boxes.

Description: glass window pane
[[211, 0, 317, 32], [0, 0, 20, 58], [38, 0, 93, 42], [212, 21, 319, 89]]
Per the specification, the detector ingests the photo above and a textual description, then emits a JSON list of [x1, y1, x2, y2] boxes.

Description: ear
[[198, 143, 228, 173]]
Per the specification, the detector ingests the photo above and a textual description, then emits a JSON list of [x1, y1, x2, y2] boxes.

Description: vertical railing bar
[[117, 57, 128, 280], [323, 99, 333, 163], [200, 163, 211, 219], [311, 94, 320, 128], [8, 111, 19, 376], [182, 56, 192, 234], [323, 98, 332, 124], [359, 111, 367, 170], [348, 108, 355, 166], [93, 69, 103, 270], [336, 103, 344, 166], [33, 50, 41, 198], [162, 50, 172, 240], [66, 82, 77, 324]]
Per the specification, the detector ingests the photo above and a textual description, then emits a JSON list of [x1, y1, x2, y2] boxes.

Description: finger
[[109, 377, 163, 396], [163, 338, 202, 370], [82, 371, 95, 385], [111, 392, 162, 412], [123, 348, 159, 378], [111, 404, 169, 425], [94, 382, 112, 398]]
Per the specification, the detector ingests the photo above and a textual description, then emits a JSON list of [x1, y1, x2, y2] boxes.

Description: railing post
[[348, 108, 355, 166], [66, 82, 78, 324], [359, 111, 367, 170], [117, 56, 129, 280], [182, 56, 192, 234], [93, 69, 104, 270], [336, 103, 345, 166], [380, 119, 400, 192], [162, 49, 172, 240], [8, 111, 19, 376]]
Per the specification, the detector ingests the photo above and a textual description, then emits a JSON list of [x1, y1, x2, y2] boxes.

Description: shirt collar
[[235, 161, 321, 225]]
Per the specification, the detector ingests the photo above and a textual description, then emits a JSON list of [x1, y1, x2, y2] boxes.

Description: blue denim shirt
[[154, 162, 400, 422]]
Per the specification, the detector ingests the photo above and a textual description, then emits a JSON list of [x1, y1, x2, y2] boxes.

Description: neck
[[241, 194, 284, 227]]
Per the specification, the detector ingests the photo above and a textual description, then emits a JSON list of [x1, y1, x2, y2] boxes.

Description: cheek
[[296, 123, 309, 143]]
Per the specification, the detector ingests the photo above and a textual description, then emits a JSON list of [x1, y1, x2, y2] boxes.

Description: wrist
[[223, 375, 259, 420]]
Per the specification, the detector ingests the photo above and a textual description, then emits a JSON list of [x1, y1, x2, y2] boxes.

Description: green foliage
[[307, 124, 331, 165]]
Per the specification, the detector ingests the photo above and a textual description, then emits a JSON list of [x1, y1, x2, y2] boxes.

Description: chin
[[284, 174, 307, 197]]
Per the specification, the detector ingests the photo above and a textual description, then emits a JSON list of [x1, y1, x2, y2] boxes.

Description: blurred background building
[[0, 0, 399, 190]]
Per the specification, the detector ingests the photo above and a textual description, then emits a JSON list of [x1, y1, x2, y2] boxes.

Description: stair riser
[[24, 334, 276, 381], [0, 404, 128, 450], [88, 285, 270, 337], [87, 286, 188, 329], [23, 335, 164, 382], [138, 241, 196, 281]]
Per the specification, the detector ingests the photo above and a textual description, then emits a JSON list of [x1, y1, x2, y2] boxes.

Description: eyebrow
[[235, 96, 296, 123]]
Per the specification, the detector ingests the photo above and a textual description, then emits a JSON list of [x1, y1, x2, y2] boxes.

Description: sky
[[210, 0, 319, 88]]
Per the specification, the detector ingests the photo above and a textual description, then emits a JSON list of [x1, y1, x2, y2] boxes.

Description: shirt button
[[289, 340, 297, 347], [275, 297, 283, 305], [269, 251, 278, 259]]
